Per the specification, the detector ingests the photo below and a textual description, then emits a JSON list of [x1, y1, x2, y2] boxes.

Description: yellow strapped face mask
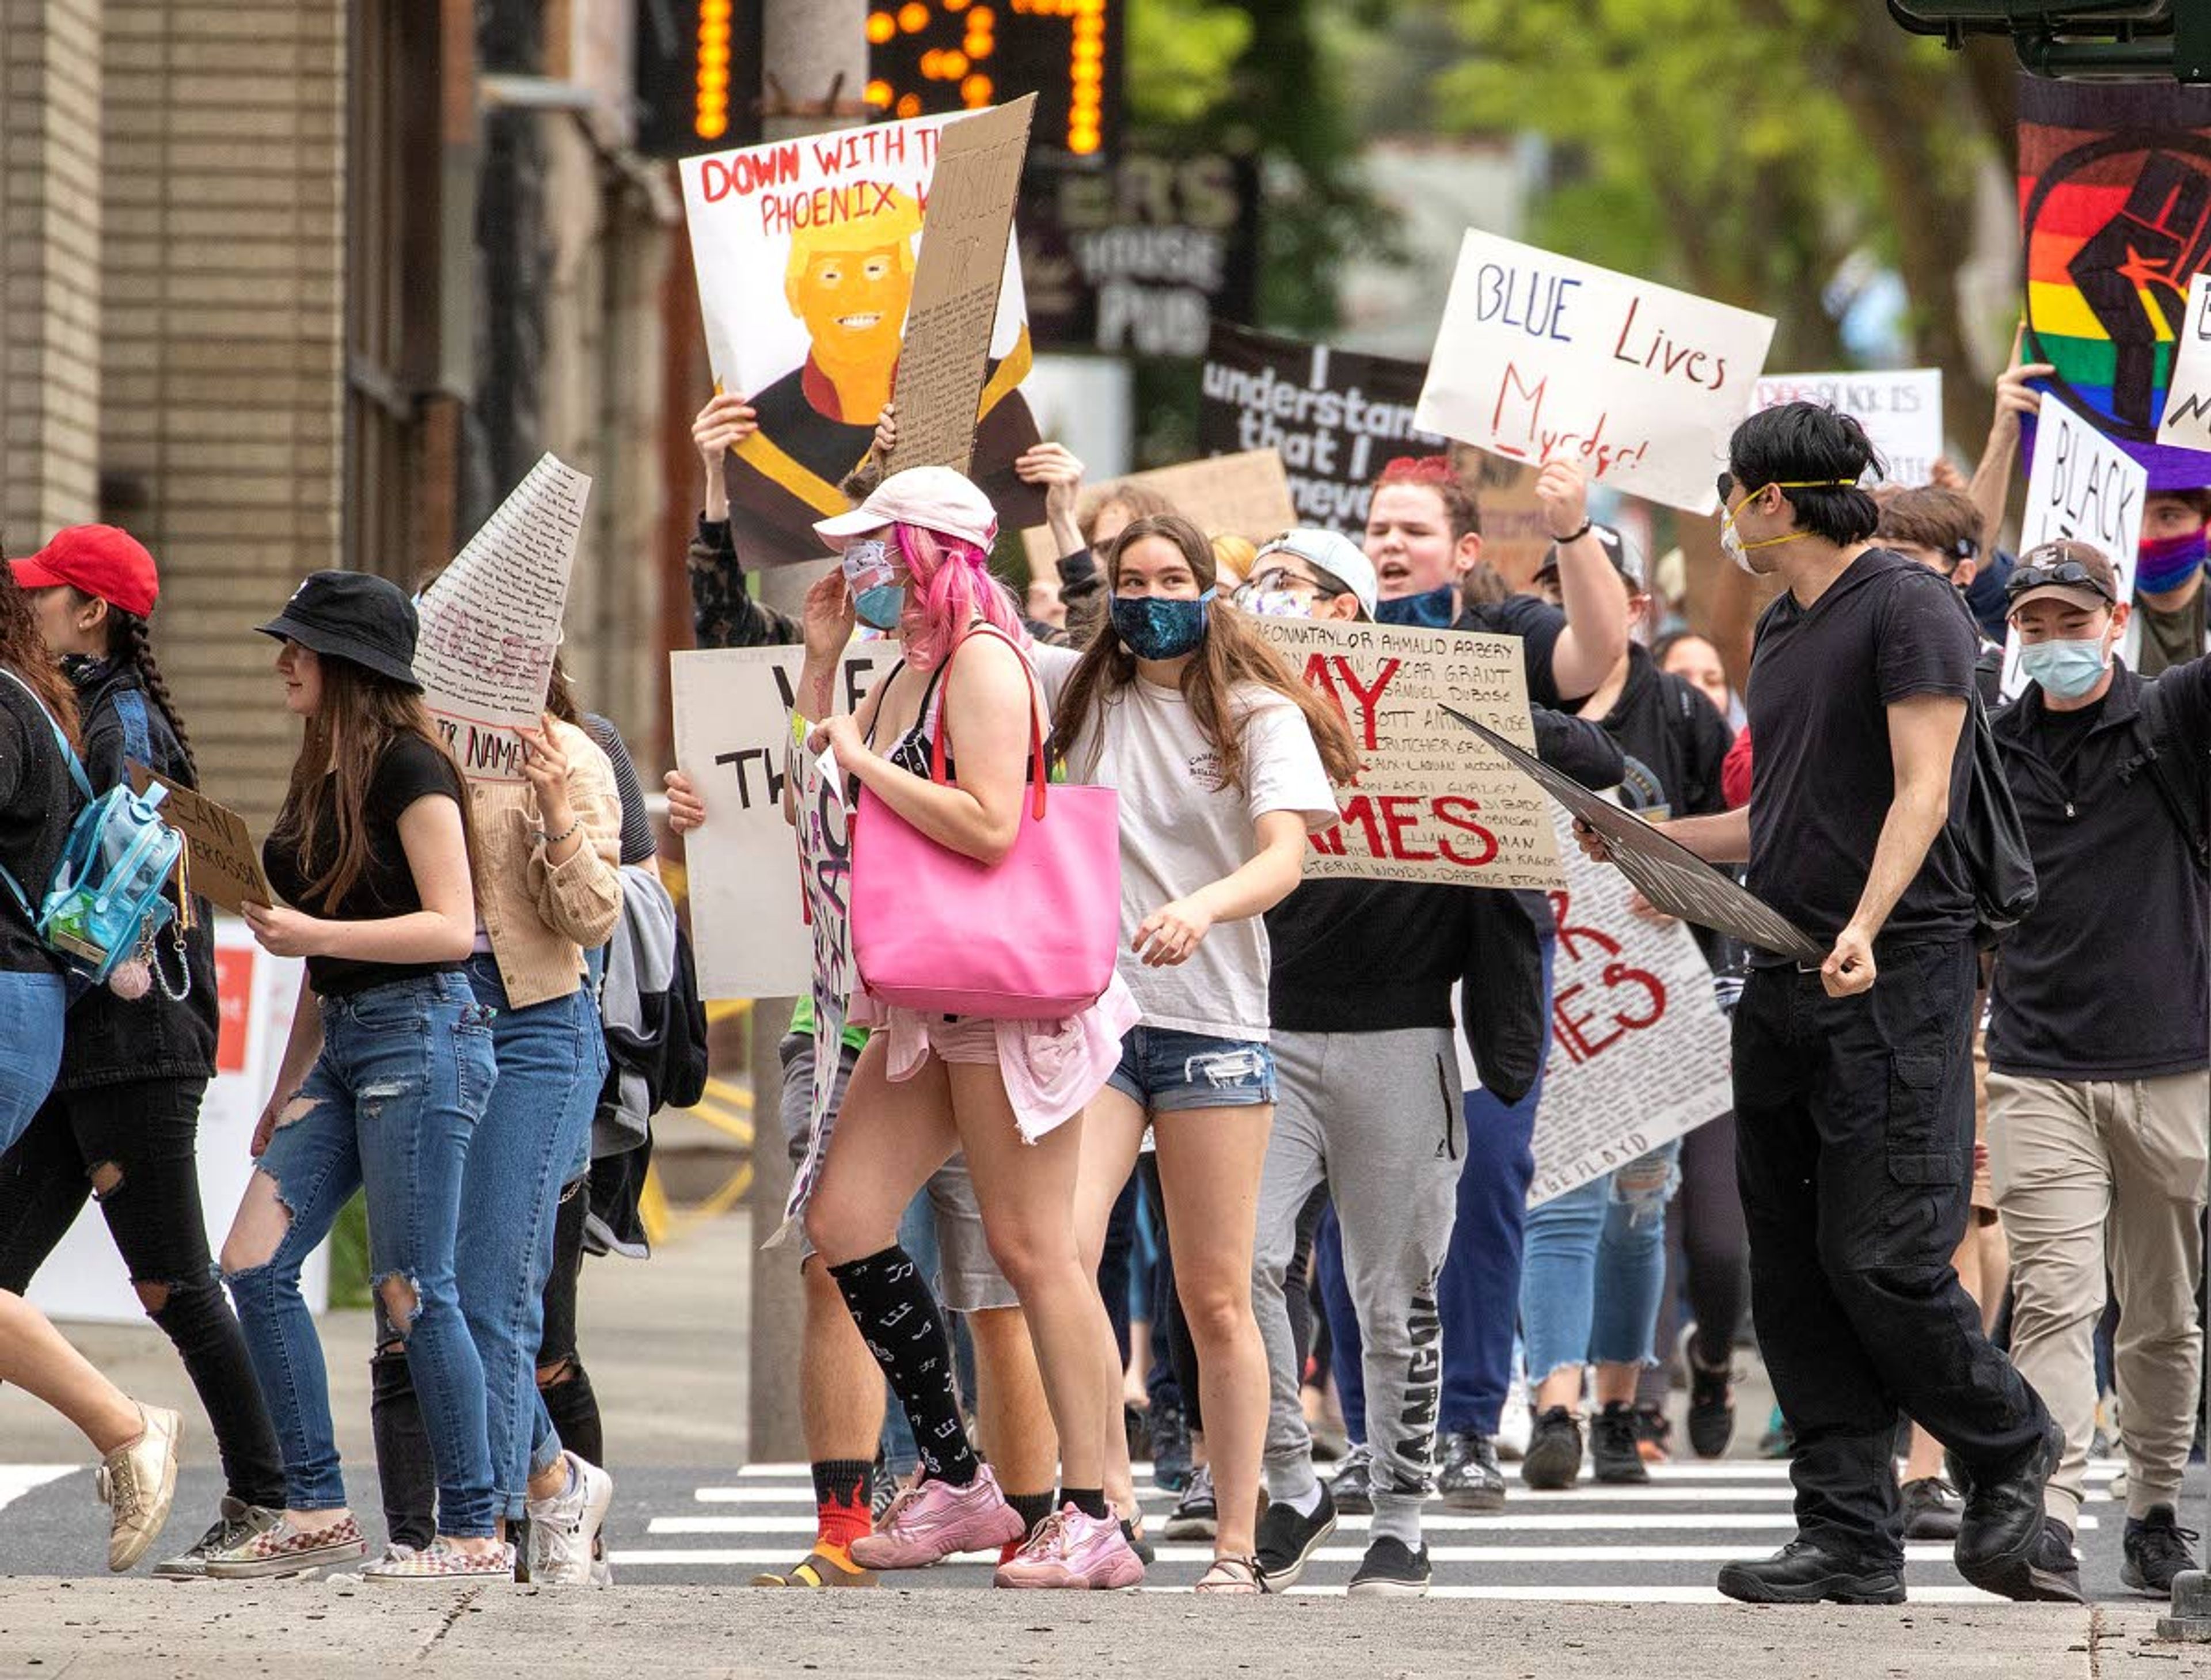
[[1718, 477, 1862, 565]]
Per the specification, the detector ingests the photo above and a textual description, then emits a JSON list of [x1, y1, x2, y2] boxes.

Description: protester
[[1047, 513, 1357, 1591], [791, 466, 1141, 1590], [1515, 526, 1730, 1490], [670, 396, 1061, 1589], [1652, 630, 1742, 732], [1578, 404, 2058, 1606], [2133, 491, 2211, 675], [0, 527, 278, 1576], [210, 572, 502, 1580], [1986, 539, 2209, 1601], [364, 641, 623, 1584], [1251, 463, 1628, 1595]]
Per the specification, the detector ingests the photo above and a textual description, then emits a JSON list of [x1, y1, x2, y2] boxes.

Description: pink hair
[[894, 522, 1028, 670]]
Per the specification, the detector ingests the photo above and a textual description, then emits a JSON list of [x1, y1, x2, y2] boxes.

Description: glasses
[[2004, 557, 2115, 603], [1232, 567, 1324, 607]]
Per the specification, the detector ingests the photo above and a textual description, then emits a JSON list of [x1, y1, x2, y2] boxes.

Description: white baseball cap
[[1252, 527, 1379, 619], [814, 465, 1000, 553]]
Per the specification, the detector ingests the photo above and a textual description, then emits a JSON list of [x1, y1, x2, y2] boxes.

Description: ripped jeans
[[226, 972, 499, 1536], [1519, 1139, 1682, 1382]]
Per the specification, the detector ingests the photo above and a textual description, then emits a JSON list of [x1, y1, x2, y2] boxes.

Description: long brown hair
[[0, 543, 80, 748], [269, 652, 477, 907], [1049, 513, 1361, 792]]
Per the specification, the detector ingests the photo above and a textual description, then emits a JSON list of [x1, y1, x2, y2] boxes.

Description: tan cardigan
[[470, 716, 623, 1009]]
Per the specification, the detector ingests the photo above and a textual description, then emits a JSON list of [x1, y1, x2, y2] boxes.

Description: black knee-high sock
[[829, 1245, 979, 1486]]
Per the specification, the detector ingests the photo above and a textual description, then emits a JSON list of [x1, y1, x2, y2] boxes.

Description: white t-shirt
[[1041, 652, 1339, 1040]]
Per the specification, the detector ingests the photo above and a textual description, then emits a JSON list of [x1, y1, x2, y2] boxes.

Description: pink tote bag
[[849, 628, 1121, 1021]]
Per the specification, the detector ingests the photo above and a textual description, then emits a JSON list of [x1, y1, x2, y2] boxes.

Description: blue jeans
[[1322, 934, 1554, 1442], [456, 956, 608, 1519], [1520, 1141, 1683, 1381], [0, 970, 66, 1153], [229, 972, 498, 1534]]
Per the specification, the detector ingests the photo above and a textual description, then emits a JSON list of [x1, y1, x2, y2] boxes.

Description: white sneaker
[[525, 1451, 613, 1586], [98, 1404, 182, 1572], [1498, 1371, 1533, 1462]]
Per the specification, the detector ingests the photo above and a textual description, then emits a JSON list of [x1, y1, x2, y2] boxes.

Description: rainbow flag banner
[[2021, 74, 2211, 489]]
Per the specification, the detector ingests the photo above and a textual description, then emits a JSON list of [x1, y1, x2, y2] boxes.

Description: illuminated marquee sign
[[866, 0, 1121, 159]]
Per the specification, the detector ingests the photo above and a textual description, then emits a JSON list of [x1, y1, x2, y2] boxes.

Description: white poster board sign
[[671, 645, 894, 998], [1416, 231, 1776, 515], [415, 453, 590, 781], [1527, 809, 1735, 1207], [2002, 392, 2148, 696], [2157, 273, 2211, 453], [1754, 369, 1944, 486], [31, 921, 325, 1322]]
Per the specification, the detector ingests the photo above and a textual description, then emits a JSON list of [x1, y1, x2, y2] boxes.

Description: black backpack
[[2125, 676, 2211, 872], [1959, 685, 2039, 945]]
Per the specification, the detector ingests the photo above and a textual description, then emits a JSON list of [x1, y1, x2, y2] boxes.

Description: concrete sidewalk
[[0, 1579, 2186, 1678], [0, 1205, 755, 1469]]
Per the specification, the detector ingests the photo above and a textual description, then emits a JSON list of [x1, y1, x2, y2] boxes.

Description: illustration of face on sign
[[681, 114, 1044, 567], [2020, 75, 2211, 491]]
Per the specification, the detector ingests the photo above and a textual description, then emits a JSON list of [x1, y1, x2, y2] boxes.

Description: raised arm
[[1537, 461, 1631, 701]]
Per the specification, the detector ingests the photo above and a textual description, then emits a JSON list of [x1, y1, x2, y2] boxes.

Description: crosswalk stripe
[[649, 1510, 2101, 1535]]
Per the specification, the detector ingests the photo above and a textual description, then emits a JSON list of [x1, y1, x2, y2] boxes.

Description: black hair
[[1726, 402, 1883, 548], [67, 588, 195, 778]]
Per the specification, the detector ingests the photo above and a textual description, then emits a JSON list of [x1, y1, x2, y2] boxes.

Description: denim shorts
[[1106, 1025, 1275, 1113]]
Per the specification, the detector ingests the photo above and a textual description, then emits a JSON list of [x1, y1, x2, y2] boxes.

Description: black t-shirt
[[0, 678, 74, 978], [263, 734, 467, 997], [1745, 548, 1978, 956]]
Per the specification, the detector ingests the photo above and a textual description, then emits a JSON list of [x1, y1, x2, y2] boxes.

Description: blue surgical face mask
[[1376, 582, 1458, 629], [853, 583, 906, 631], [2018, 634, 2111, 700], [1112, 590, 1214, 661], [842, 538, 904, 630]]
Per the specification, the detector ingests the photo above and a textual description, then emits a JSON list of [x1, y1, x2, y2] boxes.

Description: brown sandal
[[1195, 1554, 1264, 1594]]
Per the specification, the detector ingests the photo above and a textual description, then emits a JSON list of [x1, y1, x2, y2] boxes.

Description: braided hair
[[88, 597, 195, 781]]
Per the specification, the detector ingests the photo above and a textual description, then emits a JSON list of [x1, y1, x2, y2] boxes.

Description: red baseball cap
[[12, 525, 160, 618]]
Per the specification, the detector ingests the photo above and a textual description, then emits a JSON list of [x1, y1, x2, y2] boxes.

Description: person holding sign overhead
[[0, 526, 279, 1579], [209, 572, 503, 1582], [1576, 403, 2058, 1607]]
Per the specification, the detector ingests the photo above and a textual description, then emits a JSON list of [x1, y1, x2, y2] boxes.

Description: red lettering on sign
[[1552, 980, 1624, 1063], [1602, 961, 1666, 1029], [1378, 795, 1435, 862], [1329, 656, 1399, 754], [1434, 797, 1497, 868]]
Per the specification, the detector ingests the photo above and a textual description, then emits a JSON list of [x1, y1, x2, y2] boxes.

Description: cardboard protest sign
[[1416, 230, 1776, 515], [679, 111, 1044, 566], [772, 736, 855, 1249], [1443, 706, 1823, 963], [414, 454, 590, 782], [1019, 447, 1297, 578], [1197, 325, 1450, 533], [890, 96, 1039, 478], [1252, 618, 1562, 890], [1459, 447, 1556, 594], [1754, 370, 1944, 486], [128, 764, 273, 915], [1528, 808, 1735, 1207], [2019, 75, 2211, 489], [2001, 390, 2149, 695], [2157, 273, 2211, 451], [671, 645, 895, 999], [1021, 151, 1259, 357]]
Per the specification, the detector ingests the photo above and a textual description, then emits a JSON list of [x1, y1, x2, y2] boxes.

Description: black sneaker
[[2028, 1514, 2085, 1604], [1591, 1402, 1648, 1485], [1436, 1432, 1506, 1513], [1120, 1513, 1156, 1567], [1899, 1476, 1961, 1541], [1716, 1538, 1905, 1606], [2123, 1503, 2202, 1597], [1324, 1443, 1373, 1516], [1253, 1481, 1336, 1592], [1347, 1534, 1431, 1599], [1954, 1419, 2065, 1601], [1150, 1399, 1192, 1495], [153, 1497, 283, 1579], [1522, 1407, 1583, 1491], [1164, 1463, 1217, 1541], [1680, 1324, 1735, 1460]]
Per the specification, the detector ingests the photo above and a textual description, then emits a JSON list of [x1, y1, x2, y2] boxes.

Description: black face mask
[[1376, 583, 1458, 629]]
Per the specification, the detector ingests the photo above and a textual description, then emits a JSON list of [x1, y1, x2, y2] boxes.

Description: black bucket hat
[[256, 571, 423, 690]]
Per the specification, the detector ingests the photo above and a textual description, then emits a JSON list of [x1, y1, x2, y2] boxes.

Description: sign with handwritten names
[[1251, 617, 1562, 890], [415, 454, 590, 782], [1416, 231, 1776, 516]]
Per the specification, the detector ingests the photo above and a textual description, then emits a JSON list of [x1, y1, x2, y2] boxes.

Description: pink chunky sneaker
[[993, 1504, 1146, 1590], [850, 1466, 1025, 1569]]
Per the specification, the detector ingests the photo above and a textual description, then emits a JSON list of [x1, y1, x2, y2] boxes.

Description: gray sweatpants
[[1252, 1025, 1464, 1544]]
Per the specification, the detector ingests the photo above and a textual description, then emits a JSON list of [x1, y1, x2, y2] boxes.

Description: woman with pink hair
[[795, 467, 1144, 1590]]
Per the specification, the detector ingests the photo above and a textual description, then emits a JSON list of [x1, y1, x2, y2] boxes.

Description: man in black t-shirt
[[1577, 404, 2058, 1607]]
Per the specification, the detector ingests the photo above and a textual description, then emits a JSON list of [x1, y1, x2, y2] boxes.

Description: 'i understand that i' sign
[[1415, 231, 1776, 516]]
